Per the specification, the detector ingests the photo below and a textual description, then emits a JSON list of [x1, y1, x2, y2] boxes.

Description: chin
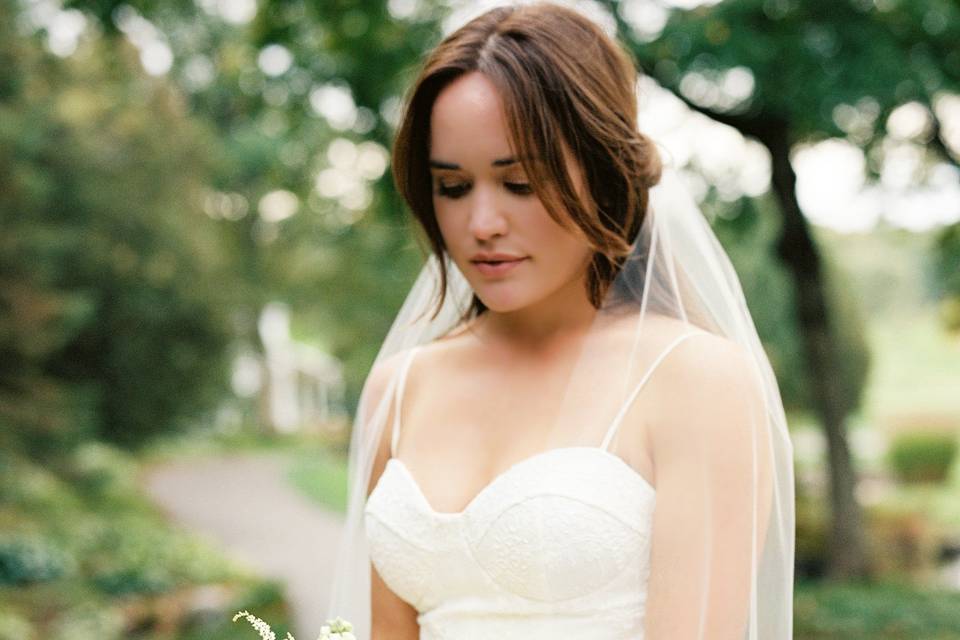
[[478, 298, 525, 313], [473, 287, 540, 313]]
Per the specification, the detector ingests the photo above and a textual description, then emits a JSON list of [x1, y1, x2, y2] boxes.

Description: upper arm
[[643, 335, 773, 639], [360, 351, 421, 638], [362, 353, 401, 502]]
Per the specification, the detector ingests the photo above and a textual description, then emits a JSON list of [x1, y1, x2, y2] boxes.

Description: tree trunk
[[764, 122, 872, 580]]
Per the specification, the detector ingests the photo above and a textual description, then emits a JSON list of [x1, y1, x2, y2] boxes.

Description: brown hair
[[391, 2, 662, 321]]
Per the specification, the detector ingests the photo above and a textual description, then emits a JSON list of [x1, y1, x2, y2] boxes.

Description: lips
[[471, 256, 528, 276], [470, 252, 527, 262], [471, 257, 526, 265]]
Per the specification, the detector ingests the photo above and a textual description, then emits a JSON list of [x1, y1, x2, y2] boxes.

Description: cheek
[[529, 208, 589, 259], [433, 205, 458, 249], [547, 237, 592, 276], [433, 206, 473, 269], [432, 201, 455, 241]]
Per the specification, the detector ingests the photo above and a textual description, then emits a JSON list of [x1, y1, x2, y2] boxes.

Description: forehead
[[429, 72, 514, 163]]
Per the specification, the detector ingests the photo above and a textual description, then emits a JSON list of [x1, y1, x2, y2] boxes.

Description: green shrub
[[888, 431, 959, 484], [0, 421, 282, 638], [64, 442, 139, 500], [47, 602, 126, 640], [864, 502, 942, 581], [0, 608, 35, 640], [795, 579, 960, 639], [86, 516, 234, 596], [89, 563, 174, 597], [177, 580, 292, 640], [0, 534, 75, 586]]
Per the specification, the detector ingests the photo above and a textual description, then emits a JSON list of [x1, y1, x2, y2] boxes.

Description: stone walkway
[[139, 451, 344, 638]]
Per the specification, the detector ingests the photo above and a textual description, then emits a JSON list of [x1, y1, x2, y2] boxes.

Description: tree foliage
[[17, 0, 957, 434], [0, 0, 238, 453]]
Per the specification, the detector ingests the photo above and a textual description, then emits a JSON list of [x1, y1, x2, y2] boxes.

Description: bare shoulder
[[640, 316, 763, 437], [363, 328, 474, 449], [365, 319, 480, 418], [365, 311, 475, 379], [641, 316, 754, 384], [362, 347, 414, 408], [607, 312, 747, 365], [408, 321, 483, 379], [361, 346, 422, 496]]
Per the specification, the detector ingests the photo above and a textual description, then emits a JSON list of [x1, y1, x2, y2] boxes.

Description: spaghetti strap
[[390, 345, 422, 458], [599, 330, 706, 451]]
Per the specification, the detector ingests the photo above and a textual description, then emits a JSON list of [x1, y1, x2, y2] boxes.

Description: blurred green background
[[2, 0, 960, 638]]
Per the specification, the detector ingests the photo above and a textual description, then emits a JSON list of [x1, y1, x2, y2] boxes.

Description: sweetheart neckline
[[382, 446, 655, 518]]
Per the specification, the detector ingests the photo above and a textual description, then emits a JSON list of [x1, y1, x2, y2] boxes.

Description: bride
[[326, 3, 795, 639]]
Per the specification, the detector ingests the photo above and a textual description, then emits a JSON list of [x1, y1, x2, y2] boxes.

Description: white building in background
[[226, 301, 345, 435]]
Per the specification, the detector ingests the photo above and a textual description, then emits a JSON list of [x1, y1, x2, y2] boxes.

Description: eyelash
[[434, 181, 533, 199]]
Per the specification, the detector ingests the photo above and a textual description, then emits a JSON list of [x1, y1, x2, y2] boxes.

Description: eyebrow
[[428, 156, 532, 170]]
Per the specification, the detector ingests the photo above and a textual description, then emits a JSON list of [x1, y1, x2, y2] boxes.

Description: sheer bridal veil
[[325, 3, 795, 638]]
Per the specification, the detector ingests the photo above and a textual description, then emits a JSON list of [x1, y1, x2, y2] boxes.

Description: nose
[[467, 184, 508, 241]]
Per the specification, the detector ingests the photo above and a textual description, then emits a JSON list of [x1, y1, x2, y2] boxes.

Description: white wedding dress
[[364, 331, 703, 639]]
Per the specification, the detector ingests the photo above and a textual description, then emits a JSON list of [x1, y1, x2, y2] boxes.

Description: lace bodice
[[364, 331, 702, 639]]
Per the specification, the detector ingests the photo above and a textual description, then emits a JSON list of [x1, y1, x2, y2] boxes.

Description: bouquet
[[232, 610, 356, 640]]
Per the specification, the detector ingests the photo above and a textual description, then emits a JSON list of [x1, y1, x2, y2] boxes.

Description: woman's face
[[428, 71, 593, 313]]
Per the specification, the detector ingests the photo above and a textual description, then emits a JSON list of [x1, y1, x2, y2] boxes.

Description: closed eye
[[506, 182, 533, 195], [434, 182, 533, 199], [436, 182, 469, 198]]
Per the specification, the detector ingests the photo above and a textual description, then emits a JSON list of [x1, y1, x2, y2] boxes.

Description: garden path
[[140, 451, 343, 638]]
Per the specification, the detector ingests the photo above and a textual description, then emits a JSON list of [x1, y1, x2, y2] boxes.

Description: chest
[[396, 395, 656, 515], [394, 341, 660, 516], [364, 447, 657, 608]]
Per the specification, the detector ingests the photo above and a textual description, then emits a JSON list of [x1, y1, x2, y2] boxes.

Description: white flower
[[316, 616, 355, 640], [232, 610, 277, 640], [233, 609, 354, 640]]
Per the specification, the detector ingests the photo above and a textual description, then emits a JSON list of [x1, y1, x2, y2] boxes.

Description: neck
[[477, 269, 598, 353]]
